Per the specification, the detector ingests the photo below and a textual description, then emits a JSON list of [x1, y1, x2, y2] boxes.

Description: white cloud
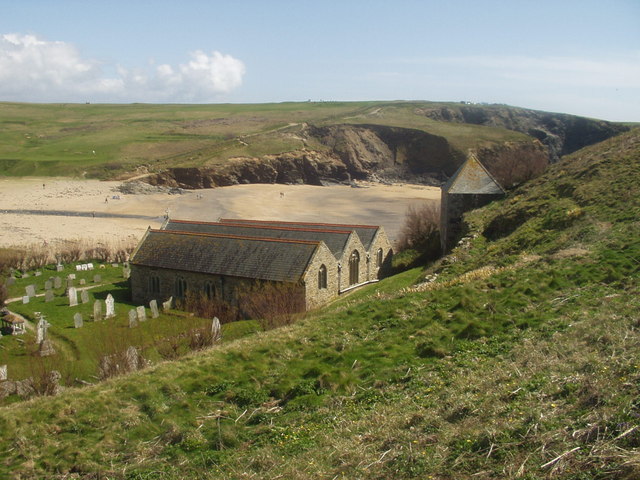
[[0, 33, 246, 102]]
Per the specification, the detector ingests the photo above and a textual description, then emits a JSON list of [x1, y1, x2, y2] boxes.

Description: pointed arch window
[[376, 248, 384, 267], [318, 264, 327, 289], [204, 281, 215, 300], [175, 277, 187, 299], [149, 275, 160, 295], [349, 250, 360, 285]]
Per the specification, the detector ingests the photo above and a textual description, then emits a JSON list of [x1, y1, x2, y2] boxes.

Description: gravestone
[[66, 277, 74, 289], [6, 277, 15, 286], [123, 266, 131, 279], [87, 263, 94, 270], [105, 294, 115, 318], [136, 306, 146, 322], [149, 300, 159, 319], [44, 280, 52, 290], [38, 339, 55, 357], [162, 296, 173, 312], [35, 271, 41, 277], [73, 313, 83, 328], [69, 274, 76, 280], [56, 264, 64, 272], [93, 274, 102, 283], [76, 265, 82, 272], [93, 300, 103, 321], [68, 287, 78, 307], [128, 309, 138, 328], [25, 285, 36, 298], [81, 289, 89, 304], [111, 263, 119, 268], [36, 317, 51, 344], [22, 273, 29, 278], [54, 276, 62, 289], [79, 279, 86, 286], [22, 296, 29, 304], [44, 290, 54, 303], [0, 365, 6, 381], [211, 317, 222, 342]]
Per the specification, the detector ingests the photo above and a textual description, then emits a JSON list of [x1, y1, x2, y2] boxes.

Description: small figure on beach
[[105, 197, 108, 203]]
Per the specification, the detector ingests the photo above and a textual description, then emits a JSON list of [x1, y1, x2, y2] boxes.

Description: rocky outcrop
[[143, 123, 548, 190], [144, 150, 350, 189], [417, 104, 628, 163]]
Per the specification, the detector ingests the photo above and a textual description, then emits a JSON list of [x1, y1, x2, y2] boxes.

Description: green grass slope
[[0, 129, 638, 479], [0, 101, 536, 179]]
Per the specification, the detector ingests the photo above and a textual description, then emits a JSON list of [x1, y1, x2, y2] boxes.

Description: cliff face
[[144, 123, 546, 189], [417, 105, 628, 162]]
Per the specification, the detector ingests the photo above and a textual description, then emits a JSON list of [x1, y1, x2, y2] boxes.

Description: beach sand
[[0, 177, 440, 248]]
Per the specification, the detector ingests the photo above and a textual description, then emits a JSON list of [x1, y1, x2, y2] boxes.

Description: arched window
[[376, 248, 383, 267], [148, 275, 160, 294], [204, 281, 215, 300], [175, 277, 187, 299], [318, 264, 327, 289], [349, 250, 360, 285]]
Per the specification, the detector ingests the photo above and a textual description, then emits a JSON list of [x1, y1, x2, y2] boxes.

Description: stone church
[[130, 219, 392, 311]]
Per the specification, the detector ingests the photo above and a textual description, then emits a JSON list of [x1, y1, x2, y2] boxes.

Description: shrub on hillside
[[396, 202, 441, 265], [239, 282, 305, 330]]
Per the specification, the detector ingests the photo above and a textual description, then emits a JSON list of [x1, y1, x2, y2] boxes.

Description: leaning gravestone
[[73, 313, 83, 328], [25, 284, 36, 298], [136, 306, 146, 322], [54, 276, 62, 289], [68, 287, 78, 307], [128, 309, 138, 328], [81, 289, 89, 304], [93, 300, 103, 321], [162, 296, 173, 312], [44, 290, 54, 303], [105, 294, 115, 318], [149, 299, 159, 319], [44, 280, 52, 291]]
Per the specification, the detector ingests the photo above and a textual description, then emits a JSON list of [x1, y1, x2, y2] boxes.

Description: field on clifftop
[[0, 120, 637, 479], [0, 101, 624, 183]]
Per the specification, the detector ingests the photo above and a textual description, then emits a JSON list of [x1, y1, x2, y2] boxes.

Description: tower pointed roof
[[443, 152, 505, 195]]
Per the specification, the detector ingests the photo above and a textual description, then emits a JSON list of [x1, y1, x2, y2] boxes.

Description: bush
[[238, 282, 305, 330]]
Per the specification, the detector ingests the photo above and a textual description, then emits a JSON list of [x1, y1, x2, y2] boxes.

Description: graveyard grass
[[0, 128, 638, 478], [1, 262, 260, 385]]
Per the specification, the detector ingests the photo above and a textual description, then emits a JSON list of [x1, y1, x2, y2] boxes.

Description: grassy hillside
[[0, 101, 541, 179], [0, 129, 638, 479]]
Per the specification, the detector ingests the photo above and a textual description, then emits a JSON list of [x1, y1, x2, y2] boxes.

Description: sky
[[1, 0, 639, 121]]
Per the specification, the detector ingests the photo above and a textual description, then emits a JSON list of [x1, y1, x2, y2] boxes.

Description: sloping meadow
[[0, 130, 639, 478]]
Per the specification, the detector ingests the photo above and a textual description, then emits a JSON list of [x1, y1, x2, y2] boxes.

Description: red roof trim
[[219, 218, 379, 229], [168, 219, 354, 235], [148, 229, 321, 246]]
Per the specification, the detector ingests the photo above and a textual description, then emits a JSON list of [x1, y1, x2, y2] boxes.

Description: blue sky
[[1, 0, 639, 121]]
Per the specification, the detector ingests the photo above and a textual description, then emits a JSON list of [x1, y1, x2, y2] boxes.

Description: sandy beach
[[0, 177, 440, 248]]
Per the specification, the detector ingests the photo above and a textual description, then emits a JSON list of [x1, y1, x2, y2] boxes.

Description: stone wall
[[302, 242, 340, 310]]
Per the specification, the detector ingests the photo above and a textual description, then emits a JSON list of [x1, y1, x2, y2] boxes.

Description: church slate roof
[[219, 218, 381, 250], [130, 229, 320, 283], [164, 220, 353, 258], [443, 153, 505, 195]]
